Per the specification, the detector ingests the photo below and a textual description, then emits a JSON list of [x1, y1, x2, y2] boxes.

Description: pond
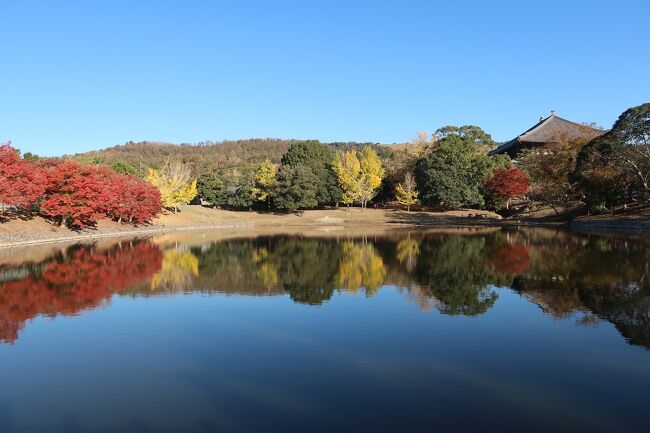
[[1, 228, 649, 433]]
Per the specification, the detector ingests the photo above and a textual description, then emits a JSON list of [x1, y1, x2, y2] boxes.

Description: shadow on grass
[[386, 209, 497, 226], [0, 208, 36, 223]]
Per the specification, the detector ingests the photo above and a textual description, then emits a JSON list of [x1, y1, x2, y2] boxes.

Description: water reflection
[[1, 229, 650, 348], [0, 241, 162, 343]]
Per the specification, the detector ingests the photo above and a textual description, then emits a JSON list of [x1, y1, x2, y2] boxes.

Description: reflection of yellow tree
[[150, 249, 199, 290], [337, 241, 386, 296], [256, 263, 278, 289], [252, 247, 279, 290], [396, 236, 420, 272]]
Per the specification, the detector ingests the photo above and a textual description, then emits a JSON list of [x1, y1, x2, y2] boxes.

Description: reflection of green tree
[[514, 235, 650, 349], [189, 232, 650, 350], [414, 235, 512, 316], [193, 241, 277, 295], [270, 238, 343, 305], [199, 237, 344, 305], [336, 240, 387, 297]]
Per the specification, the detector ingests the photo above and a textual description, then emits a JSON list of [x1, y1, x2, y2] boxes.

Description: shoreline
[[2, 206, 649, 249]]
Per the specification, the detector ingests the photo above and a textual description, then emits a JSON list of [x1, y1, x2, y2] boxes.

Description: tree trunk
[[549, 204, 559, 215]]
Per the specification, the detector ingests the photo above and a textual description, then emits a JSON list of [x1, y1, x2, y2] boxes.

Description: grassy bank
[[2, 204, 649, 249]]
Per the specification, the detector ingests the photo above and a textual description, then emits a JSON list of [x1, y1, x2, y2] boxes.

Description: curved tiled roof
[[490, 112, 606, 156]]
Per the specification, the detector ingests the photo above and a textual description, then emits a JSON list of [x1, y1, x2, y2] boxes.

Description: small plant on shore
[[395, 172, 419, 211]]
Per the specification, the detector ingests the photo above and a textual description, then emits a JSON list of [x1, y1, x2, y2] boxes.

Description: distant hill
[[73, 139, 394, 176]]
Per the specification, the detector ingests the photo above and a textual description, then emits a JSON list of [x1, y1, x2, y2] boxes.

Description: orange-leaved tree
[[483, 167, 529, 210]]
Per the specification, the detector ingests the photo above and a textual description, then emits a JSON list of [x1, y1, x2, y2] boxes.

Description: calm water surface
[[1, 228, 649, 433]]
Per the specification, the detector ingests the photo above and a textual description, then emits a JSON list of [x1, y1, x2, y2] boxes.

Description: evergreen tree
[[197, 173, 228, 207], [273, 165, 319, 211], [414, 126, 504, 209], [575, 102, 650, 209], [280, 140, 341, 205], [227, 171, 255, 209], [109, 161, 140, 177]]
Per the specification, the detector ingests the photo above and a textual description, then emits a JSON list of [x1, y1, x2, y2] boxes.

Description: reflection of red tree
[[487, 243, 531, 275], [0, 242, 163, 344]]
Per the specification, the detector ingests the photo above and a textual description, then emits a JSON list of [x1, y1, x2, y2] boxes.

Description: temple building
[[489, 111, 605, 158]]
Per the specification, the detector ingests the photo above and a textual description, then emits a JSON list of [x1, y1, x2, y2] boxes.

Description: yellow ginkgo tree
[[395, 172, 419, 211], [333, 150, 361, 208], [358, 146, 385, 208], [146, 161, 197, 212], [333, 146, 385, 209], [252, 159, 277, 209]]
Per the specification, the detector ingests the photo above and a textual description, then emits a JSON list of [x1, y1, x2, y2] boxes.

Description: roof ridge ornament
[[551, 110, 556, 116]]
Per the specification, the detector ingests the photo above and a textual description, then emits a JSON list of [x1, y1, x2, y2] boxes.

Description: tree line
[[191, 133, 531, 212], [2, 102, 647, 227]]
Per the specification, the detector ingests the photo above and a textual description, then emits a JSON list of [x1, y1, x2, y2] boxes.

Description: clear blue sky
[[2, 0, 649, 156]]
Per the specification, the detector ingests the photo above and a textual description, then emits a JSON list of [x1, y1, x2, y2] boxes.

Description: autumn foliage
[[0, 144, 162, 227], [483, 167, 530, 209], [105, 173, 164, 224], [0, 241, 163, 343], [0, 144, 45, 208], [487, 243, 531, 275]]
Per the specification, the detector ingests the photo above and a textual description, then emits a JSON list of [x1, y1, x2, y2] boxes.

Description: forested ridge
[[73, 139, 392, 176]]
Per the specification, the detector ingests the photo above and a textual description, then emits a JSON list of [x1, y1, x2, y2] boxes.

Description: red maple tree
[[483, 167, 530, 209], [39, 160, 113, 228], [0, 144, 45, 209], [1, 143, 162, 227], [104, 173, 162, 224]]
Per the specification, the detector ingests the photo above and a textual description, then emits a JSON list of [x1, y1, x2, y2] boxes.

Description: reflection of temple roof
[[490, 111, 606, 157]]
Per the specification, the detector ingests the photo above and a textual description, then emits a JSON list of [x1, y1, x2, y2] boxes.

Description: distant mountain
[[73, 139, 394, 176]]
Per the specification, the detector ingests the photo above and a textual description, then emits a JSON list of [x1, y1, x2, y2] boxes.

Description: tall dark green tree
[[575, 102, 650, 209], [197, 172, 228, 207], [227, 171, 255, 209], [273, 165, 319, 211], [414, 126, 508, 209], [280, 140, 341, 205]]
